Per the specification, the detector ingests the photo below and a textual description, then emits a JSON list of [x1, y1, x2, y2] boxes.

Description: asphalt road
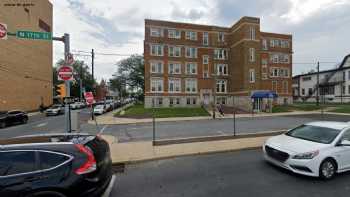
[[85, 114, 350, 142], [1, 112, 350, 141], [111, 149, 350, 197]]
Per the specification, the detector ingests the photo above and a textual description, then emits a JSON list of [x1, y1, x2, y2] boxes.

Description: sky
[[51, 0, 350, 82]]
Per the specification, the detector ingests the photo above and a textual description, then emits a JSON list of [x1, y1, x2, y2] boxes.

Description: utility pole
[[79, 64, 83, 101], [91, 49, 95, 120], [316, 61, 320, 106], [64, 33, 71, 133]]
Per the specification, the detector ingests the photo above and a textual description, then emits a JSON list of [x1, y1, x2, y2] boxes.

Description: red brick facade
[[144, 16, 292, 108]]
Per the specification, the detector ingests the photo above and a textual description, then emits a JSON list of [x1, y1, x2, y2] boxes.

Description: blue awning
[[251, 91, 278, 99]]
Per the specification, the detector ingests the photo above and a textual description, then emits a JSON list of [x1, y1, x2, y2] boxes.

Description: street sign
[[16, 30, 52, 40], [63, 96, 74, 105], [0, 23, 7, 40], [58, 66, 73, 81], [84, 92, 94, 105], [66, 53, 74, 65]]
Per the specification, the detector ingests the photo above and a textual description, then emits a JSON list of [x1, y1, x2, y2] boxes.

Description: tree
[[110, 55, 144, 99], [53, 59, 96, 98]]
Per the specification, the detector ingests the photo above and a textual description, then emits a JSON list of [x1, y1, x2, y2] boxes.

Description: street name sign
[[0, 23, 7, 40], [58, 66, 73, 81], [16, 30, 52, 40]]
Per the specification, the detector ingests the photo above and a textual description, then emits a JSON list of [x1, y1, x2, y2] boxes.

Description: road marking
[[36, 122, 47, 128], [99, 125, 108, 135]]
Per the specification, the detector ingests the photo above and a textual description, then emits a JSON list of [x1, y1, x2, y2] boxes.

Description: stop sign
[[0, 23, 7, 40], [58, 66, 73, 81], [84, 92, 94, 105]]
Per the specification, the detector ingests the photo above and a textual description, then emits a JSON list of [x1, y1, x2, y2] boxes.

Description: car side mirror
[[339, 139, 350, 146]]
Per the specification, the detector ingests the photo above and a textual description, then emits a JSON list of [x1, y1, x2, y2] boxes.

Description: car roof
[[0, 133, 94, 147], [305, 121, 350, 130]]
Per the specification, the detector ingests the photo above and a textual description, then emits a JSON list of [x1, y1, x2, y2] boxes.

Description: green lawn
[[116, 103, 210, 118], [328, 105, 350, 113], [272, 104, 322, 113]]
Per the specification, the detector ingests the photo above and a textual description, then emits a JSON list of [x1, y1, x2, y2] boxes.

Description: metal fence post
[[152, 112, 156, 146], [233, 109, 236, 136]]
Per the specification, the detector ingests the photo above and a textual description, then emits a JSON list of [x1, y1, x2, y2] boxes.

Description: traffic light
[[56, 84, 66, 99]]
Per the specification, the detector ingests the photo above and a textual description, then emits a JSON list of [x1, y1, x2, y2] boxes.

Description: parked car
[[0, 110, 28, 129], [0, 133, 113, 197], [70, 102, 80, 110], [45, 104, 64, 116], [93, 105, 106, 115], [263, 121, 350, 179]]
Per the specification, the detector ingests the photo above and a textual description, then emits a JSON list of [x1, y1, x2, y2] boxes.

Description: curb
[[112, 146, 262, 166], [153, 130, 285, 146]]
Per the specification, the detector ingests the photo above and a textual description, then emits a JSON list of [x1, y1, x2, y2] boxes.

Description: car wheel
[[26, 191, 67, 197], [22, 117, 28, 124], [319, 158, 337, 180], [0, 122, 6, 129]]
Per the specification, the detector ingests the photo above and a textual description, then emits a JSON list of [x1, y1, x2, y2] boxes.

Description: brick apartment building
[[144, 16, 293, 110], [0, 0, 53, 111]]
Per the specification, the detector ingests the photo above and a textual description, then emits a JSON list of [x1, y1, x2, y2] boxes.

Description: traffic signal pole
[[53, 33, 71, 133]]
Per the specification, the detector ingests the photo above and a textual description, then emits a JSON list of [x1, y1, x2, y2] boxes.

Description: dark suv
[[0, 133, 113, 197], [0, 110, 28, 128]]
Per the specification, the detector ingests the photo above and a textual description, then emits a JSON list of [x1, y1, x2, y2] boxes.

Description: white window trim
[[214, 49, 227, 60], [216, 64, 228, 76], [150, 28, 163, 37], [203, 32, 209, 46], [185, 79, 197, 93], [216, 80, 227, 93], [150, 44, 163, 56], [168, 78, 181, 93], [249, 69, 255, 83], [150, 78, 164, 93], [185, 47, 198, 58], [185, 31, 197, 40], [168, 29, 181, 39], [185, 62, 198, 75], [168, 62, 181, 74], [150, 61, 163, 74], [249, 48, 255, 62], [203, 55, 209, 65], [218, 32, 225, 42], [249, 27, 256, 40], [168, 46, 181, 57]]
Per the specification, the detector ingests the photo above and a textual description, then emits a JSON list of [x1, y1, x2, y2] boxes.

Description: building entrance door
[[253, 98, 263, 111], [203, 94, 210, 105]]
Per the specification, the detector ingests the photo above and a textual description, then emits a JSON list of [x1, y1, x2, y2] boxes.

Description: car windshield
[[285, 125, 342, 144]]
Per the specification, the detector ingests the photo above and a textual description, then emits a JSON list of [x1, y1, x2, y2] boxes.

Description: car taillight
[[75, 144, 97, 175]]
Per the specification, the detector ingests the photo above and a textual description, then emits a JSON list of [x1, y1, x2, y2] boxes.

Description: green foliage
[[53, 59, 96, 97]]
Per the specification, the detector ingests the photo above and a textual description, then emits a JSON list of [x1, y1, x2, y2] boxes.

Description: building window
[[186, 63, 197, 74], [308, 88, 313, 96], [270, 39, 280, 47], [343, 72, 346, 81], [203, 70, 209, 78], [150, 78, 163, 92], [216, 97, 226, 105], [216, 64, 228, 75], [185, 79, 197, 93], [249, 48, 255, 62], [343, 85, 346, 94], [348, 71, 350, 80], [249, 69, 255, 83], [168, 46, 181, 57], [168, 29, 181, 39], [186, 97, 196, 105], [150, 44, 163, 56], [152, 97, 163, 107], [302, 76, 312, 81], [168, 78, 181, 93], [302, 88, 305, 95], [283, 81, 288, 93], [348, 85, 350, 94], [203, 32, 209, 46], [262, 39, 268, 50], [150, 61, 163, 73], [170, 97, 181, 106], [279, 54, 290, 63], [203, 55, 209, 64], [281, 40, 290, 48], [270, 54, 279, 63], [214, 49, 227, 60], [262, 59, 268, 67], [272, 81, 278, 93], [185, 47, 197, 58], [249, 27, 256, 40], [218, 32, 225, 42], [270, 68, 279, 77], [168, 62, 181, 74], [150, 28, 163, 37], [185, 31, 197, 40], [216, 80, 227, 93]]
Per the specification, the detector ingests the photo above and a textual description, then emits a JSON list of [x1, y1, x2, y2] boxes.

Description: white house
[[293, 54, 350, 103]]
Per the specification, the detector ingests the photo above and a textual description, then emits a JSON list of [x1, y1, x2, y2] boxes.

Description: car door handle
[[24, 176, 40, 181]]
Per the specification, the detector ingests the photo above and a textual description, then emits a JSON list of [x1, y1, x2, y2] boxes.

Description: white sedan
[[263, 121, 350, 179]]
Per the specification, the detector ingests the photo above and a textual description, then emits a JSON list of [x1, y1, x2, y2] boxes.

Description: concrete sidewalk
[[90, 110, 330, 125], [102, 133, 273, 164]]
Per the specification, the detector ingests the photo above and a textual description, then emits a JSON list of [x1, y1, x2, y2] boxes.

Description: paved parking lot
[[111, 149, 350, 197]]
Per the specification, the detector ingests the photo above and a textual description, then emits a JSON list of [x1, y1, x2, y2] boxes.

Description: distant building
[[144, 16, 293, 110], [0, 0, 53, 111], [293, 54, 350, 103], [95, 80, 108, 101]]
